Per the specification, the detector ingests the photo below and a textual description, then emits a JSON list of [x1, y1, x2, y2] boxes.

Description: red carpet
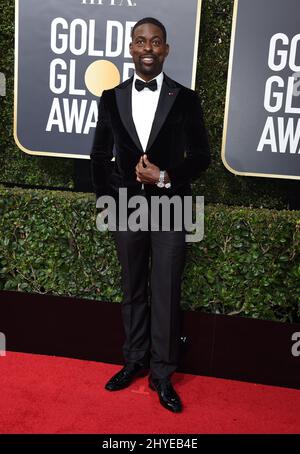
[[0, 352, 299, 434]]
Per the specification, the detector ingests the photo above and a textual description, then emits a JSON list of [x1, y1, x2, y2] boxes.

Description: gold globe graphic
[[85, 60, 121, 97]]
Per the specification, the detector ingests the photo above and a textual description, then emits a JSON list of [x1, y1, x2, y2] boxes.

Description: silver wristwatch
[[156, 170, 165, 188], [156, 170, 171, 189]]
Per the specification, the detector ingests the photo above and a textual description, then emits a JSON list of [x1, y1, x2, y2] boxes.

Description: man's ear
[[165, 43, 170, 58], [129, 42, 133, 56]]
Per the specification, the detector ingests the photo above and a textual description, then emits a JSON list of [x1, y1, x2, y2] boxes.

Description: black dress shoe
[[149, 376, 183, 413], [105, 363, 148, 391]]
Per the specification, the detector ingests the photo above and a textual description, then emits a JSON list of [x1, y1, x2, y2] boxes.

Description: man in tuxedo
[[90, 17, 210, 413]]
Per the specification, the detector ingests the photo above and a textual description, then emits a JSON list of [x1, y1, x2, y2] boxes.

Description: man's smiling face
[[130, 23, 169, 81]]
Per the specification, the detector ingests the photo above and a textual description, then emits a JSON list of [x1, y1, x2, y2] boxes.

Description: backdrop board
[[14, 0, 202, 159], [222, 0, 300, 180]]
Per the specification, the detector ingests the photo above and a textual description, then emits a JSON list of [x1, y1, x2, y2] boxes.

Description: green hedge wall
[[1, 187, 299, 322], [0, 0, 291, 208]]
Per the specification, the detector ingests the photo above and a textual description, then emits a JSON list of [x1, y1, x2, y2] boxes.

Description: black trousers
[[111, 221, 187, 380]]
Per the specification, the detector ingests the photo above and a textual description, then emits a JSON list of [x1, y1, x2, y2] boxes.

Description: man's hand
[[135, 154, 159, 184], [135, 154, 170, 185]]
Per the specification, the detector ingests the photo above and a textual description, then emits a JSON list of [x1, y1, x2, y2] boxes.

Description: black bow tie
[[135, 79, 158, 92]]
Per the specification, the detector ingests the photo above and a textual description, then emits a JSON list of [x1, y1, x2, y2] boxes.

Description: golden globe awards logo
[[222, 0, 300, 179], [46, 18, 136, 135], [15, 0, 201, 157], [257, 33, 300, 155]]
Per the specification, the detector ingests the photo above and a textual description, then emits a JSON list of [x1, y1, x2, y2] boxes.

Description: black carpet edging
[[0, 290, 300, 389]]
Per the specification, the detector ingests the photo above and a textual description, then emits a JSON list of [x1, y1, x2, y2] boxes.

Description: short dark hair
[[131, 17, 167, 43]]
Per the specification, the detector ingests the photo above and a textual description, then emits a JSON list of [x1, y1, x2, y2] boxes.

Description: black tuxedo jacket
[[90, 73, 210, 201]]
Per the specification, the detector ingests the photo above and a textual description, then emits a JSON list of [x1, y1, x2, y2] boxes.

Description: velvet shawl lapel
[[115, 73, 181, 153]]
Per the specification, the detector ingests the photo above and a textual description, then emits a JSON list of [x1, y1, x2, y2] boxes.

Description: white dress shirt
[[132, 71, 164, 152]]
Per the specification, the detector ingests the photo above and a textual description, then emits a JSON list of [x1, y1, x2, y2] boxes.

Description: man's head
[[130, 18, 169, 81]]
